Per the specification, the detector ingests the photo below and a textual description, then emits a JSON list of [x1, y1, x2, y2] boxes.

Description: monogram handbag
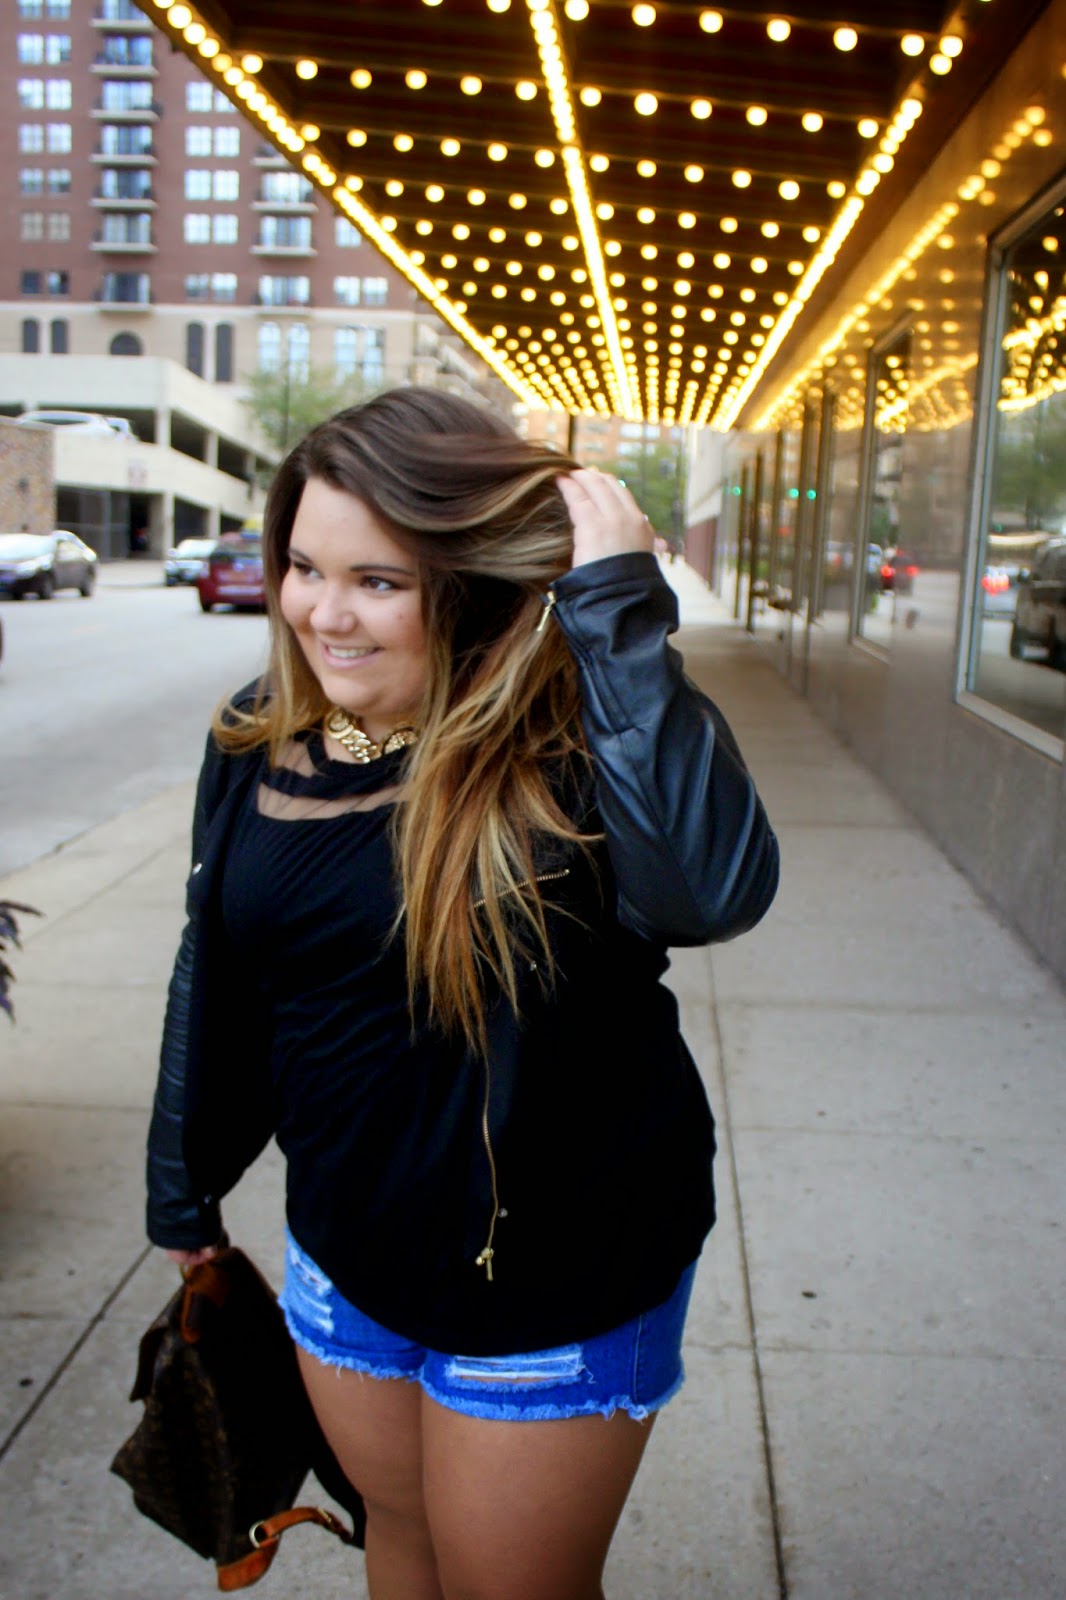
[[111, 1246, 366, 1591]]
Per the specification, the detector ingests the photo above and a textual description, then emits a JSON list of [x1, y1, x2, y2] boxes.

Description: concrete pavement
[[2, 562, 1064, 1599]]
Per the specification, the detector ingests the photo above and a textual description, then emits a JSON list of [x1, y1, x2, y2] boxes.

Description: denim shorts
[[280, 1231, 697, 1423]]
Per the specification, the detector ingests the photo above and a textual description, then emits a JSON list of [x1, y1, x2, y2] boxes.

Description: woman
[[147, 387, 778, 1600]]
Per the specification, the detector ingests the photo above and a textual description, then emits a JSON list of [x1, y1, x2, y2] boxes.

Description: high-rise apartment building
[[0, 0, 507, 552]]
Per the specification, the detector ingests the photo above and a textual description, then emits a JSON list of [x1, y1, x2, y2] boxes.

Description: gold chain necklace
[[323, 707, 419, 764]]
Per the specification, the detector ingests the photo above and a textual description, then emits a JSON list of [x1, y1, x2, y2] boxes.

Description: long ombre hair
[[215, 387, 590, 1051]]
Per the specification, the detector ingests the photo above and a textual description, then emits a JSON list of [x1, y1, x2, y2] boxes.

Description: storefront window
[[969, 189, 1066, 744], [858, 329, 912, 650]]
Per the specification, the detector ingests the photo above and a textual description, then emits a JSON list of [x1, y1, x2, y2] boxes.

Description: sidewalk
[[2, 565, 1064, 1600]]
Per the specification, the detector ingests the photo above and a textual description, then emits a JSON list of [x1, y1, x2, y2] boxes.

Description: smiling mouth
[[321, 643, 378, 661]]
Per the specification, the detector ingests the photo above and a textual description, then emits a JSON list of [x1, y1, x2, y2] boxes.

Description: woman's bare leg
[[295, 1348, 445, 1600], [422, 1396, 655, 1600]]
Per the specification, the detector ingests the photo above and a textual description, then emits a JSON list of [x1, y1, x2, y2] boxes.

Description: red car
[[196, 537, 266, 613]]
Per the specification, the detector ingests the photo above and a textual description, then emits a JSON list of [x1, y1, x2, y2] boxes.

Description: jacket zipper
[[474, 867, 570, 1279]]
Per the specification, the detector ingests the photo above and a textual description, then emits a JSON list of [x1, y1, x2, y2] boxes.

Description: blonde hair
[[215, 387, 590, 1051]]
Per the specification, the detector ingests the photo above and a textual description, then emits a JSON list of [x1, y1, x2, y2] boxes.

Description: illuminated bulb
[[940, 34, 963, 56], [549, 197, 569, 213], [699, 10, 723, 32], [535, 149, 555, 167], [241, 53, 263, 72], [720, 216, 738, 232], [637, 207, 656, 224], [473, 257, 490, 272], [350, 69, 372, 88], [526, 231, 542, 246], [468, 189, 486, 205], [414, 220, 431, 235], [767, 17, 790, 41], [802, 225, 820, 243], [488, 143, 508, 160], [406, 69, 427, 89], [461, 75, 483, 94], [678, 212, 696, 227], [751, 256, 768, 273], [857, 118, 878, 138], [441, 138, 461, 156], [565, 0, 589, 17], [509, 193, 527, 208], [761, 221, 779, 237], [589, 154, 610, 172], [453, 222, 470, 239], [596, 202, 614, 219], [678, 251, 695, 268], [632, 4, 656, 24], [393, 133, 413, 151], [426, 184, 445, 202], [900, 33, 924, 55], [346, 129, 367, 146], [641, 244, 658, 260], [385, 178, 404, 197], [183, 22, 205, 43], [929, 54, 950, 74], [872, 153, 894, 173], [296, 59, 318, 79], [685, 165, 704, 183], [827, 180, 846, 198], [713, 251, 730, 268], [635, 92, 658, 115], [580, 86, 601, 106], [515, 80, 538, 100], [691, 99, 712, 120], [441, 254, 458, 269], [833, 27, 857, 50], [746, 106, 768, 126], [732, 170, 752, 188]]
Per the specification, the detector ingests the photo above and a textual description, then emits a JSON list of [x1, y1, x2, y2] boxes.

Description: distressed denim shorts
[[280, 1231, 697, 1423]]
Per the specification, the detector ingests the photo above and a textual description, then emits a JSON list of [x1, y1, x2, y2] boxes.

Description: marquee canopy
[[148, 0, 1048, 424]]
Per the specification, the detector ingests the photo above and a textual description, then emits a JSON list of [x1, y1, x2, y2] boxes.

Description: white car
[[164, 538, 216, 586], [16, 409, 134, 438]]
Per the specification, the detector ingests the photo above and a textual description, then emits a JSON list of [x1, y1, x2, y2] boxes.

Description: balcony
[[91, 148, 156, 165], [253, 149, 288, 167], [91, 190, 155, 208], [93, 10, 153, 30], [251, 243, 316, 258], [252, 198, 316, 213], [251, 296, 314, 311], [91, 101, 161, 122], [91, 59, 157, 77], [91, 234, 156, 254], [94, 283, 153, 310]]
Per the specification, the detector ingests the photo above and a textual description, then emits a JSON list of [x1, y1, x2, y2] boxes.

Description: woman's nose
[[310, 584, 356, 632]]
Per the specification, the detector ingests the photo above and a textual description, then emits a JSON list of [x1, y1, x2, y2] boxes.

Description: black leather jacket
[[146, 553, 779, 1352]]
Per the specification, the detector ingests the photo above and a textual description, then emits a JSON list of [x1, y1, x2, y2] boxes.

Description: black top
[[147, 554, 781, 1354]]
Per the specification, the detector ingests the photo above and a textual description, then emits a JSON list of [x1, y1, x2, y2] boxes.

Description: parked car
[[1010, 537, 1066, 669], [879, 547, 919, 595], [0, 531, 97, 600], [164, 537, 216, 586], [15, 409, 134, 438], [980, 564, 1020, 618], [196, 537, 266, 612]]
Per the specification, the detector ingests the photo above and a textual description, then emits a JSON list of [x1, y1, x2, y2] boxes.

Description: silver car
[[164, 538, 216, 586]]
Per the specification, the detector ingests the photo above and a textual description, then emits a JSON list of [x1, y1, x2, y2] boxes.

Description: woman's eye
[[364, 575, 396, 592]]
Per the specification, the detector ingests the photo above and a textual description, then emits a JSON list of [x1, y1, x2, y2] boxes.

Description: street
[[0, 562, 269, 877]]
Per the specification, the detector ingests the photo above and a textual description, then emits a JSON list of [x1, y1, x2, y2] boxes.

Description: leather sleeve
[[551, 552, 779, 946]]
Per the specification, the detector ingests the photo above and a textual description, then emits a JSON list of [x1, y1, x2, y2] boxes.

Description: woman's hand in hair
[[558, 468, 655, 569]]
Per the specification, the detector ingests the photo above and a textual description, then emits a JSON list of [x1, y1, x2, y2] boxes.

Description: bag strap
[[216, 1508, 357, 1592]]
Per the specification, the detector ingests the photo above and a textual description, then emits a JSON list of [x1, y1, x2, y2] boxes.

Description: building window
[[19, 169, 44, 195], [21, 318, 40, 353], [101, 168, 150, 200], [100, 35, 150, 66], [257, 274, 310, 307], [21, 211, 44, 241], [101, 272, 151, 304], [212, 272, 237, 302], [212, 214, 238, 244], [18, 79, 45, 109], [362, 277, 388, 307], [186, 321, 205, 377], [19, 126, 45, 153], [50, 318, 68, 354], [286, 323, 310, 383], [336, 219, 362, 248], [46, 270, 69, 295], [46, 123, 71, 153], [213, 170, 239, 201], [185, 126, 211, 157], [46, 0, 71, 15], [261, 171, 312, 204], [101, 81, 152, 113], [966, 182, 1066, 745], [184, 213, 210, 244], [101, 124, 152, 157], [185, 273, 208, 300], [213, 127, 239, 157], [19, 0, 44, 14], [18, 35, 44, 63], [109, 331, 143, 355], [46, 212, 70, 241], [258, 215, 311, 250], [334, 276, 361, 306], [184, 169, 211, 201], [47, 169, 71, 194], [21, 271, 42, 294], [45, 79, 71, 109], [101, 212, 151, 245], [335, 326, 359, 379], [857, 328, 911, 652], [363, 329, 385, 384], [186, 82, 212, 113], [215, 323, 234, 382], [213, 90, 235, 112], [46, 33, 71, 62], [257, 321, 282, 373]]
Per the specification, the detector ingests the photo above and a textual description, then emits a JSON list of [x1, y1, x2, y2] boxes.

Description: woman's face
[[279, 477, 428, 741]]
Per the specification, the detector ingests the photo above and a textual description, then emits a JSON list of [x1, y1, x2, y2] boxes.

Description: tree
[[241, 364, 375, 465], [600, 441, 686, 545]]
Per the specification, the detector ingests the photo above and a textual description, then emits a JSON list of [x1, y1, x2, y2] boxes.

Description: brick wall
[[0, 419, 56, 535]]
